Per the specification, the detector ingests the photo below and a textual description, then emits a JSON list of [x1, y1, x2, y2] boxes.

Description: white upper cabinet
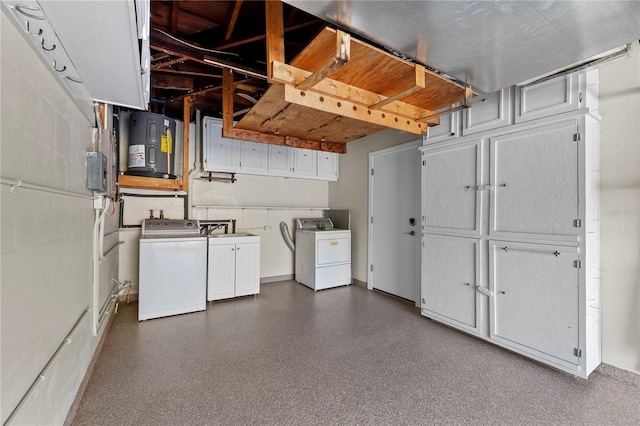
[[202, 117, 338, 181], [515, 70, 599, 123], [203, 117, 240, 172], [490, 120, 579, 241], [317, 152, 339, 180], [422, 140, 483, 235], [424, 110, 459, 144], [462, 88, 512, 136], [240, 141, 268, 174], [268, 145, 293, 175], [293, 148, 317, 177]]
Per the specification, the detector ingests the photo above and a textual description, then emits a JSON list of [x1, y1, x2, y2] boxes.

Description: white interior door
[[369, 141, 420, 302]]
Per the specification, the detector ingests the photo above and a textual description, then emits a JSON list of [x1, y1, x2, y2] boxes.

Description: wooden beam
[[118, 175, 183, 191], [417, 104, 469, 122], [214, 20, 320, 51], [265, 0, 284, 82], [151, 56, 188, 71], [222, 68, 235, 138], [284, 84, 428, 135], [151, 29, 267, 80], [152, 74, 194, 90], [231, 127, 346, 153], [182, 96, 193, 191], [271, 61, 439, 125], [168, 84, 223, 102], [296, 30, 350, 91], [170, 1, 180, 34], [225, 0, 243, 40], [369, 64, 426, 110]]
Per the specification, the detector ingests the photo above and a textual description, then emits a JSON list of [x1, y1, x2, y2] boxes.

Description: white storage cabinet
[[420, 69, 600, 378], [203, 116, 338, 181], [207, 235, 260, 301]]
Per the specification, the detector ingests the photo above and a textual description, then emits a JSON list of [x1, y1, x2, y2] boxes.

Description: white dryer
[[295, 218, 351, 291]]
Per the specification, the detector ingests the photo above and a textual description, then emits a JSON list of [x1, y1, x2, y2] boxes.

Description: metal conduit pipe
[[0, 177, 93, 200], [3, 308, 90, 425], [188, 109, 202, 219]]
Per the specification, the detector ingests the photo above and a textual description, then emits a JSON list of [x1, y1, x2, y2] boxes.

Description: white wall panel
[[1, 13, 117, 423]]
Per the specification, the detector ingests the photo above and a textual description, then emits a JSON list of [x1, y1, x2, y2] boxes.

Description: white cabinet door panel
[[207, 243, 235, 301], [235, 242, 260, 297], [425, 110, 459, 144], [294, 148, 317, 177], [490, 241, 580, 366], [268, 145, 292, 176], [240, 141, 268, 174], [490, 120, 579, 240], [203, 117, 240, 172], [422, 141, 482, 235], [462, 89, 511, 136], [515, 73, 579, 123], [422, 235, 482, 335], [317, 152, 338, 180]]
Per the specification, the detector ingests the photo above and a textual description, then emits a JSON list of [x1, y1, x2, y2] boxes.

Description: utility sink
[[208, 233, 260, 245]]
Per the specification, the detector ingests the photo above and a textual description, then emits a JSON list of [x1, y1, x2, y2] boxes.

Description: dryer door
[[316, 233, 351, 266]]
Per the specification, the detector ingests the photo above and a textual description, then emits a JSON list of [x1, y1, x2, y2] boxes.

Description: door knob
[[403, 231, 416, 236]]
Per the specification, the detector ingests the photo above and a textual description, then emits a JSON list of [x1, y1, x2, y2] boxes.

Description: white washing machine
[[138, 219, 207, 321], [295, 218, 351, 291]]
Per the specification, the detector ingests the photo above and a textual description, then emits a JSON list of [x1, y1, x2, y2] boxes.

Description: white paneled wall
[[1, 13, 118, 424], [599, 41, 640, 375]]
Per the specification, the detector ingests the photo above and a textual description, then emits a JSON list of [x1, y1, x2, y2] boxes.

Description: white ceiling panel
[[286, 0, 640, 93]]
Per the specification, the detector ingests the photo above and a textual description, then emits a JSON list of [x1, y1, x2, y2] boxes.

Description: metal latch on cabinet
[[475, 285, 493, 297], [465, 185, 494, 191]]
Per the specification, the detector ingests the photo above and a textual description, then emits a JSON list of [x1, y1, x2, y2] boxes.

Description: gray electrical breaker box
[[86, 152, 107, 192]]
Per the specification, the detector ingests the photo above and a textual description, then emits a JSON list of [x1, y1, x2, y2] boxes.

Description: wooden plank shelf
[[233, 26, 473, 152]]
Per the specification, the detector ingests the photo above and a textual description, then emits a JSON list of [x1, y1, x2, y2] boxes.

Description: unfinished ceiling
[[149, 0, 326, 120]]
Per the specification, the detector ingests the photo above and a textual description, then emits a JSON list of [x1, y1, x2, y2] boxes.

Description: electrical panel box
[[86, 152, 107, 192]]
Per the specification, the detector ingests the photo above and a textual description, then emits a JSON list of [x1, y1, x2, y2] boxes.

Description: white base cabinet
[[207, 235, 260, 301], [420, 70, 600, 378]]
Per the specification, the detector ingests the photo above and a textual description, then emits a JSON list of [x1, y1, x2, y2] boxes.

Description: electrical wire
[[155, 28, 240, 57]]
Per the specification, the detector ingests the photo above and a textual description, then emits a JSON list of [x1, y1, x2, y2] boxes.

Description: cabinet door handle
[[475, 286, 493, 297], [231, 248, 235, 251], [477, 185, 494, 191]]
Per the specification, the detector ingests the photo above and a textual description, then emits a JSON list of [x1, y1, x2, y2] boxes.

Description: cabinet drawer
[[315, 264, 351, 290]]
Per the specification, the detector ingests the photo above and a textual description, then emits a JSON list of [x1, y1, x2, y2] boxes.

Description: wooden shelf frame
[[117, 96, 193, 192], [222, 1, 474, 153]]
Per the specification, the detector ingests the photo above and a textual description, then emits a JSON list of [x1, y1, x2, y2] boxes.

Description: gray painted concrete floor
[[71, 280, 640, 425]]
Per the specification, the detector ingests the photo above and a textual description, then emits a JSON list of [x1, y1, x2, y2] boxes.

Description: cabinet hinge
[[574, 260, 582, 269], [573, 133, 581, 142], [370, 265, 373, 272], [422, 160, 426, 166], [371, 168, 374, 176], [573, 219, 582, 228], [371, 217, 373, 224], [574, 348, 583, 358]]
